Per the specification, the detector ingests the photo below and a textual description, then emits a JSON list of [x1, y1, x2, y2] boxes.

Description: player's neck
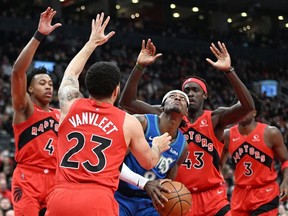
[[89, 96, 114, 104], [158, 115, 181, 139], [238, 120, 257, 135], [32, 100, 51, 112], [188, 109, 204, 123]]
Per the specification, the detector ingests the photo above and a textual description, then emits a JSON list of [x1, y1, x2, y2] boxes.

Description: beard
[[164, 106, 181, 114]]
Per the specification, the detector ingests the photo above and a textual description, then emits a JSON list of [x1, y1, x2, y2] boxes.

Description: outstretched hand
[[206, 41, 231, 72], [137, 39, 162, 67], [89, 12, 115, 47], [38, 7, 62, 35]]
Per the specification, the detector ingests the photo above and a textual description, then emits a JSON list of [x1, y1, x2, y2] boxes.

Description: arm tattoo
[[58, 75, 83, 108]]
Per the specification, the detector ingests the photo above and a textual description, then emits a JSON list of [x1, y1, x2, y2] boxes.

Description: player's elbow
[[118, 97, 130, 110]]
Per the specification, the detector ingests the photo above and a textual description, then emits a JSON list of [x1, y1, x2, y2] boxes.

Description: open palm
[[137, 39, 162, 66], [206, 41, 231, 72]]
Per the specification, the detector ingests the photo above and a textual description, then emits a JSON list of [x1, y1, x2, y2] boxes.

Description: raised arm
[[206, 41, 254, 129], [11, 7, 61, 122], [58, 13, 115, 121], [119, 39, 162, 114]]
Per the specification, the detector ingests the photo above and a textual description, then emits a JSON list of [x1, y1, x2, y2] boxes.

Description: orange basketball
[[157, 181, 192, 216]]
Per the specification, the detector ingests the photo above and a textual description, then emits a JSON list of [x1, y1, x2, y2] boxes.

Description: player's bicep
[[11, 73, 30, 111], [124, 114, 151, 163]]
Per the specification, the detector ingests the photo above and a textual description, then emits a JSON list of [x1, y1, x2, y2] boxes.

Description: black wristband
[[33, 30, 46, 42]]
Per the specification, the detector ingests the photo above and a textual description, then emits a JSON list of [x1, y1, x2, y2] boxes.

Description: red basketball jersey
[[56, 98, 127, 192], [175, 110, 225, 192], [228, 123, 277, 186], [13, 104, 60, 171]]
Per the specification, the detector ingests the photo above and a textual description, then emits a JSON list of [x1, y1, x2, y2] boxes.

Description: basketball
[[157, 181, 192, 216]]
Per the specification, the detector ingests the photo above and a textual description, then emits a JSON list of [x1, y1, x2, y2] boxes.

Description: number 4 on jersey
[[44, 138, 54, 155]]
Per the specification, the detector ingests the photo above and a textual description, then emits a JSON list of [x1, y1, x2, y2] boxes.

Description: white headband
[[162, 90, 189, 105]]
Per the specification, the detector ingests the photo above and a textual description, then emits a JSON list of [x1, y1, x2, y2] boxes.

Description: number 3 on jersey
[[60, 131, 111, 173], [182, 151, 204, 169]]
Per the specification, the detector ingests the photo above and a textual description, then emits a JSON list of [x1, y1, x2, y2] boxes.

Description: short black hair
[[85, 61, 121, 99], [27, 66, 50, 91]]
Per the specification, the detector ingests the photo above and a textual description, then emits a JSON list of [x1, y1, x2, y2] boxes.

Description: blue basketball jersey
[[118, 114, 186, 194]]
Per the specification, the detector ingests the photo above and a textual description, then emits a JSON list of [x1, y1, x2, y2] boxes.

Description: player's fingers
[[141, 39, 145, 50], [155, 53, 163, 60], [222, 42, 228, 53], [209, 46, 219, 58], [51, 23, 62, 31], [146, 38, 151, 50], [101, 16, 111, 29], [206, 58, 215, 66], [151, 194, 164, 209], [105, 31, 116, 40], [211, 43, 221, 55], [217, 41, 225, 53]]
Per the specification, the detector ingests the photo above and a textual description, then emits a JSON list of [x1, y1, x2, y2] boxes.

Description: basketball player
[[222, 92, 288, 215], [119, 40, 255, 215], [116, 89, 189, 216], [11, 7, 61, 216], [45, 13, 171, 216]]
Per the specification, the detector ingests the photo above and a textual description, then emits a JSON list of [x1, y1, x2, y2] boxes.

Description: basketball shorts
[[46, 183, 118, 216], [12, 165, 55, 216], [187, 184, 231, 216], [231, 181, 279, 216]]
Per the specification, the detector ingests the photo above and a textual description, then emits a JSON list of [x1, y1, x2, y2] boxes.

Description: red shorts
[[46, 183, 118, 216], [187, 184, 231, 216], [11, 165, 55, 216], [231, 181, 279, 216]]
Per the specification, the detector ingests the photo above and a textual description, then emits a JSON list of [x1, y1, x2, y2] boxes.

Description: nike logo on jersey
[[217, 190, 224, 195], [148, 136, 153, 141], [266, 188, 273, 192], [232, 137, 240, 142]]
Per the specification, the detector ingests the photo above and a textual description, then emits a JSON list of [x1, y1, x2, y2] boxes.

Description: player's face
[[163, 93, 188, 114], [29, 74, 53, 104], [183, 82, 206, 111]]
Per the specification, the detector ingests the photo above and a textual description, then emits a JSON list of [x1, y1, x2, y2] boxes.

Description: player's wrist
[[135, 62, 145, 71], [33, 30, 46, 42], [224, 66, 235, 74]]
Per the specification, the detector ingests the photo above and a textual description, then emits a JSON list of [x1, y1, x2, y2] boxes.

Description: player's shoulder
[[124, 112, 142, 126], [264, 124, 281, 135]]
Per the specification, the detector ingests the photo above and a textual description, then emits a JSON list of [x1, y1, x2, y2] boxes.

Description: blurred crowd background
[[0, 0, 288, 215]]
